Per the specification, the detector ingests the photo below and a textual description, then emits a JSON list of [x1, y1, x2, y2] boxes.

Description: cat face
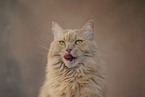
[[50, 20, 95, 68]]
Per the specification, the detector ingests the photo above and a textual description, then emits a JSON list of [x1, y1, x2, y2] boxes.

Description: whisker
[[39, 51, 48, 56], [97, 51, 125, 57], [35, 38, 50, 51], [97, 54, 111, 57], [97, 40, 113, 52], [40, 45, 49, 50], [83, 54, 93, 57]]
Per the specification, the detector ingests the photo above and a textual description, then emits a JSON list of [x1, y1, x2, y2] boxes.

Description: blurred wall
[[0, 0, 145, 97]]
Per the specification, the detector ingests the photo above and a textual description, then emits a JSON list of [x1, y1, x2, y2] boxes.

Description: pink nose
[[66, 49, 72, 53]]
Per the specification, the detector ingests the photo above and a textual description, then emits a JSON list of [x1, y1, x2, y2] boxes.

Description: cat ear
[[81, 20, 94, 40], [52, 21, 64, 39]]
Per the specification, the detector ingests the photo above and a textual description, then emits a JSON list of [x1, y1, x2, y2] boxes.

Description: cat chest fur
[[47, 63, 104, 97]]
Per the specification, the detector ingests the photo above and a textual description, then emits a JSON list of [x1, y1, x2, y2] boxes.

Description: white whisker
[[98, 40, 113, 52], [35, 38, 50, 51], [39, 51, 48, 56]]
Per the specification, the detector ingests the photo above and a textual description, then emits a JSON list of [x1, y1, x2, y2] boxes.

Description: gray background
[[0, 0, 145, 97]]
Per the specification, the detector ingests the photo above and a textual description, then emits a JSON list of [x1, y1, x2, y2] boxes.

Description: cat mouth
[[64, 54, 76, 63]]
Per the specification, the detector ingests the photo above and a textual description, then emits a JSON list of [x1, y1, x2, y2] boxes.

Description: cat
[[39, 20, 107, 97]]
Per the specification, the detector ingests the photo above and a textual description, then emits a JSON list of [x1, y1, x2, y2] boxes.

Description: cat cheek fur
[[70, 49, 81, 57]]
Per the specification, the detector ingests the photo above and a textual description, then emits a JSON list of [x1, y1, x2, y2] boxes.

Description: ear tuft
[[52, 21, 64, 39], [81, 20, 94, 39]]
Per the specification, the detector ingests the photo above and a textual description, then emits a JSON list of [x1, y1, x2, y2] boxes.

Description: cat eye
[[59, 41, 65, 45], [75, 40, 83, 45]]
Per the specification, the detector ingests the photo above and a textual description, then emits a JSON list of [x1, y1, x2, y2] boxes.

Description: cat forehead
[[64, 29, 81, 41], [64, 29, 80, 34], [54, 29, 82, 41], [65, 29, 78, 32]]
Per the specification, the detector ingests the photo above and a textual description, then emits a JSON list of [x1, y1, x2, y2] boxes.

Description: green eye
[[59, 41, 65, 45], [75, 40, 83, 45]]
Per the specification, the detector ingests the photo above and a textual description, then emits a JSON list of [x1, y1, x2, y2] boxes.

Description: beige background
[[0, 0, 145, 97]]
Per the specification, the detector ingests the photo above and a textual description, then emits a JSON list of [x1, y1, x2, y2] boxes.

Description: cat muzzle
[[64, 54, 75, 63]]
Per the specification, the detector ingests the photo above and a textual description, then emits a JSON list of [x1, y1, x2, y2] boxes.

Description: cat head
[[50, 20, 97, 68]]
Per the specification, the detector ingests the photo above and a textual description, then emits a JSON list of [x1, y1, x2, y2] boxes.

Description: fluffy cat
[[39, 20, 107, 97]]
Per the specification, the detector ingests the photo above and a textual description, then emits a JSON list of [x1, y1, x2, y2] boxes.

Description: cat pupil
[[59, 40, 82, 45], [59, 41, 65, 45], [75, 40, 82, 45]]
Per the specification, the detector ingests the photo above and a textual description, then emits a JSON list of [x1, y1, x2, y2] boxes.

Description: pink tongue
[[64, 54, 74, 61]]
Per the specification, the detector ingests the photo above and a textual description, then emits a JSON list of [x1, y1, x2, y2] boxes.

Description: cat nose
[[66, 49, 72, 53]]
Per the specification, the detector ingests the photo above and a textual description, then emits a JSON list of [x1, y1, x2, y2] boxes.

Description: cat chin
[[63, 59, 79, 68]]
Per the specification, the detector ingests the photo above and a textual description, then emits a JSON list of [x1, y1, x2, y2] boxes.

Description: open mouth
[[64, 54, 75, 63]]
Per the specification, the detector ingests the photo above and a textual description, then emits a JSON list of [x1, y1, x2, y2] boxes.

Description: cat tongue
[[64, 54, 74, 62]]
